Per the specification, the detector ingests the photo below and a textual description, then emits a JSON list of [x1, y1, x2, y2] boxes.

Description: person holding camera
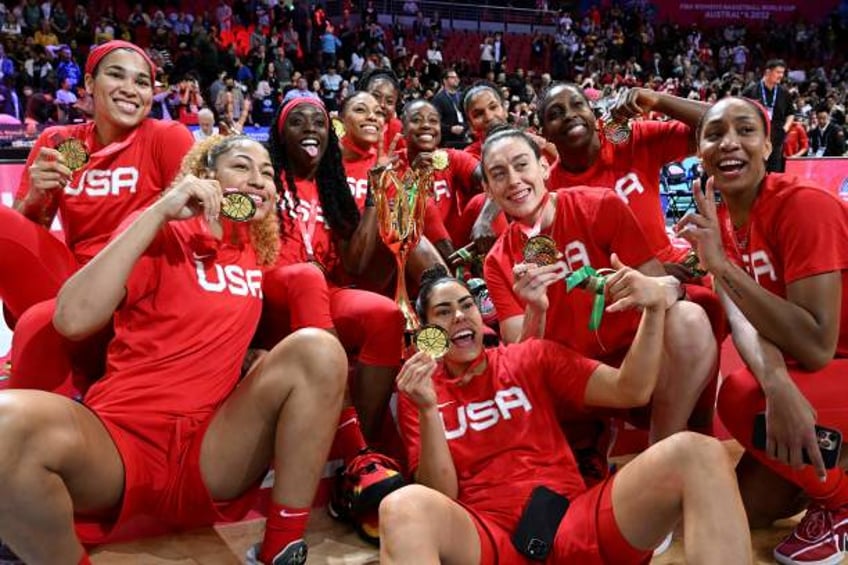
[[678, 97, 848, 565]]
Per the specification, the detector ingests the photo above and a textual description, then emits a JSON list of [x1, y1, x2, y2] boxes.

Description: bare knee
[[265, 328, 347, 395], [379, 484, 437, 539], [0, 391, 68, 480], [665, 301, 715, 356], [657, 431, 731, 480]]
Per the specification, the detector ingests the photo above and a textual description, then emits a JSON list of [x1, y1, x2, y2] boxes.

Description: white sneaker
[[653, 532, 673, 556]]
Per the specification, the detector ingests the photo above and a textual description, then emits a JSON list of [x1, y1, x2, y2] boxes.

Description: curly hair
[[267, 100, 360, 240], [172, 135, 280, 266]]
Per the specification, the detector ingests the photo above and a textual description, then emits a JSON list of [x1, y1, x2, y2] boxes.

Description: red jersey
[[717, 173, 848, 359], [277, 177, 343, 279], [395, 148, 480, 245], [16, 119, 194, 264], [84, 216, 262, 417], [484, 188, 654, 359], [463, 138, 482, 160], [385, 116, 406, 151], [398, 340, 598, 531], [342, 141, 377, 210], [547, 120, 691, 262]]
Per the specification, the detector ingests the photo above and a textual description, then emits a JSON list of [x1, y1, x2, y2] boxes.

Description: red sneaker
[[328, 449, 405, 545], [774, 503, 848, 565]]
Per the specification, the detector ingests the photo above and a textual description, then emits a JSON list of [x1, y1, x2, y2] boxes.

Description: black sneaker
[[245, 539, 308, 565]]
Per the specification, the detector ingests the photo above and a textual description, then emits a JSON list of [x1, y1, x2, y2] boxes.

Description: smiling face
[[698, 97, 771, 197], [282, 102, 329, 177], [210, 139, 277, 222], [466, 89, 507, 138], [482, 134, 549, 221], [424, 280, 484, 366], [403, 100, 441, 151], [86, 49, 154, 139], [367, 77, 399, 121], [341, 91, 386, 149], [540, 84, 597, 153]]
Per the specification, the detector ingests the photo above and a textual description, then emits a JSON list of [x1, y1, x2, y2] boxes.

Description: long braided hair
[[267, 99, 360, 240]]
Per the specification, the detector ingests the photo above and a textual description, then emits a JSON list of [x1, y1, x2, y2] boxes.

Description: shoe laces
[[796, 504, 835, 542]]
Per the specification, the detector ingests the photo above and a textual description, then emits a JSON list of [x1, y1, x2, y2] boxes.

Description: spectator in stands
[[0, 134, 347, 565], [742, 59, 794, 172], [1, 40, 194, 393], [50, 3, 69, 39], [55, 44, 80, 89], [320, 24, 341, 72], [283, 75, 319, 103], [34, 18, 58, 47], [431, 69, 467, 149], [53, 75, 76, 122], [492, 31, 507, 74], [783, 115, 810, 159], [426, 40, 444, 67], [0, 45, 15, 81], [319, 65, 342, 111], [379, 262, 752, 565], [193, 107, 219, 141], [808, 107, 846, 157]]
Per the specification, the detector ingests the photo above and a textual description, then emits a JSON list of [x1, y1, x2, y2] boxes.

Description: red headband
[[276, 97, 328, 138], [746, 98, 772, 138], [85, 40, 156, 78]]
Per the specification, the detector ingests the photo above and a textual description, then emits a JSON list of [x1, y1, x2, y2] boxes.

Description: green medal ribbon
[[565, 266, 607, 331]]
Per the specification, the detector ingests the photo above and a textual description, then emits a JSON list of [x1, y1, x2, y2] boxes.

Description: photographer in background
[[176, 74, 205, 126]]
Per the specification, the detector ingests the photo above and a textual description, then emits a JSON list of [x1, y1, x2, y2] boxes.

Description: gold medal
[[332, 117, 346, 139], [681, 250, 707, 277], [220, 191, 257, 222], [57, 138, 89, 171], [431, 149, 449, 171], [602, 118, 631, 144], [415, 324, 450, 358], [523, 235, 560, 266]]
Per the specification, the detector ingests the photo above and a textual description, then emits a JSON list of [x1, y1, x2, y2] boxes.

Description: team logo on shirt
[[432, 180, 450, 202], [347, 177, 368, 202], [195, 261, 263, 298], [440, 386, 533, 440], [614, 173, 645, 205], [65, 167, 139, 197], [740, 250, 777, 284]]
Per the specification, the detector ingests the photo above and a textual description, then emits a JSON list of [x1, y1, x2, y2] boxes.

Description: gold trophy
[[372, 163, 434, 339]]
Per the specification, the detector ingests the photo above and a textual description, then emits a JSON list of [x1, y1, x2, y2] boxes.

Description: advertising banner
[[786, 157, 848, 201]]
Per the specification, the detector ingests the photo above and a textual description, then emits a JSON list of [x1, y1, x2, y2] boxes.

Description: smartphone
[[752, 412, 842, 469]]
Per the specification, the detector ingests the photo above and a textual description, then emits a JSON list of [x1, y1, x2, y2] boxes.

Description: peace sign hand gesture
[[674, 176, 728, 274]]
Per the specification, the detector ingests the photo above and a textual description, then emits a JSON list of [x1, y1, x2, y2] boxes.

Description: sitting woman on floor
[[0, 135, 346, 565]]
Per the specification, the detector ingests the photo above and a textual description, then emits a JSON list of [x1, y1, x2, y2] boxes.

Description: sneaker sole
[[352, 473, 406, 514], [773, 547, 845, 565]]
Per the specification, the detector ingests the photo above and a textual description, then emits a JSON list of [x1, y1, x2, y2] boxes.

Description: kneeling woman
[[379, 265, 751, 564], [0, 136, 347, 564]]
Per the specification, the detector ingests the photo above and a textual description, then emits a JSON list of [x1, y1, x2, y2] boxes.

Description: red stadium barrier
[[786, 157, 848, 201]]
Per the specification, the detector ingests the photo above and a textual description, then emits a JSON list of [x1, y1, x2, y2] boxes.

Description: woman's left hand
[[609, 87, 655, 121], [605, 254, 667, 312], [675, 176, 728, 274]]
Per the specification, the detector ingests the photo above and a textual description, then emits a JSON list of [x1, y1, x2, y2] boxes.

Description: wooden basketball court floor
[[88, 441, 833, 564]]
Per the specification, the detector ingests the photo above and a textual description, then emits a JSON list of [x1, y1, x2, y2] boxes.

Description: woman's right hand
[[155, 174, 223, 223], [512, 261, 566, 311], [27, 147, 72, 195], [765, 377, 827, 481], [397, 351, 438, 410]]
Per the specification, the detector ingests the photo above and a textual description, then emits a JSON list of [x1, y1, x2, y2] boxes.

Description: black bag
[[511, 486, 570, 561]]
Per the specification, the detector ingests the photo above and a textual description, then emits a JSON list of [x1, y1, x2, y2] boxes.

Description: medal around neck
[[431, 149, 449, 171], [57, 138, 89, 171], [602, 116, 631, 144], [220, 191, 257, 222], [415, 324, 450, 358], [332, 117, 346, 139], [523, 235, 561, 266]]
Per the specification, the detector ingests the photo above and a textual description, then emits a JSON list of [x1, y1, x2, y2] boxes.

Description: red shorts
[[74, 409, 261, 545], [468, 476, 651, 565]]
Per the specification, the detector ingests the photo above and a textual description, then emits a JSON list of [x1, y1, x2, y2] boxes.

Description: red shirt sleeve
[[775, 188, 848, 283], [633, 119, 692, 165], [424, 198, 451, 243], [448, 149, 481, 198], [150, 122, 195, 189], [484, 236, 525, 322], [595, 190, 656, 267], [520, 339, 599, 413]]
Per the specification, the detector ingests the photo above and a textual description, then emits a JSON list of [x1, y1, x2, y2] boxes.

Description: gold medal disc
[[523, 235, 560, 266], [603, 119, 631, 144], [221, 192, 257, 222], [57, 138, 89, 171], [332, 117, 346, 139], [415, 324, 450, 358], [431, 149, 449, 171]]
